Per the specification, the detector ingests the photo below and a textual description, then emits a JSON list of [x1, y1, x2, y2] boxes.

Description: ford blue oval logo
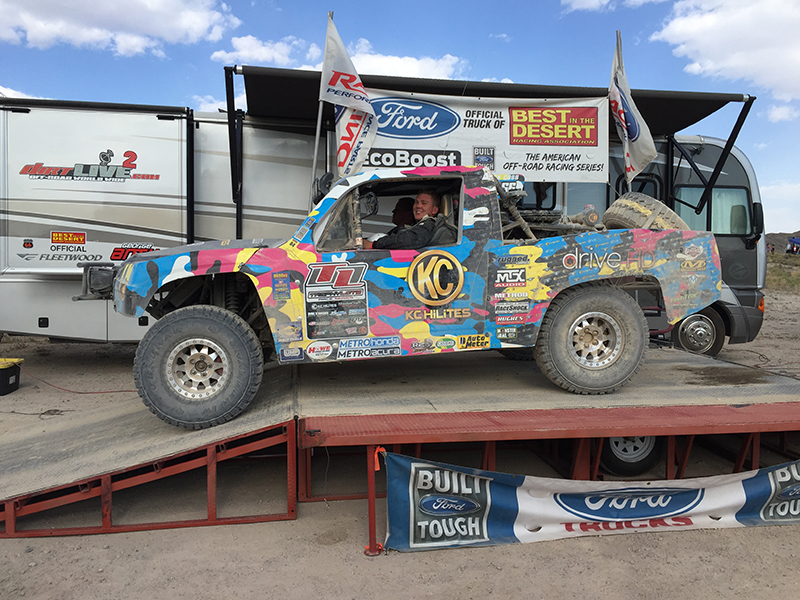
[[777, 484, 800, 500], [418, 494, 481, 516], [373, 97, 460, 139], [554, 487, 704, 521]]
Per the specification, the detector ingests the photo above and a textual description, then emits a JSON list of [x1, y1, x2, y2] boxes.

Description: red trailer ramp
[[0, 364, 296, 537]]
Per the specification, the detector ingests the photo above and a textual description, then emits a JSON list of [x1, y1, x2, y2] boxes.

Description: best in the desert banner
[[365, 90, 608, 183], [384, 452, 800, 551]]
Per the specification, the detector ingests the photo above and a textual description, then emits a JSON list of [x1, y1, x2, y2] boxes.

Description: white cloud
[[0, 84, 40, 98], [652, 1, 800, 101], [0, 0, 241, 56], [347, 39, 466, 79], [490, 34, 512, 43], [561, 0, 666, 11], [294, 38, 466, 79], [767, 105, 800, 123], [306, 43, 321, 62], [210, 35, 304, 65], [193, 92, 246, 112]]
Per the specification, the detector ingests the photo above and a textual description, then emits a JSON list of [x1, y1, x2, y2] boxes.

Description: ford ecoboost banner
[[365, 91, 609, 184], [384, 453, 800, 552]]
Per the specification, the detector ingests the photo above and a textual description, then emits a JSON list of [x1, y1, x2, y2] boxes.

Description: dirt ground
[[1, 289, 799, 600]]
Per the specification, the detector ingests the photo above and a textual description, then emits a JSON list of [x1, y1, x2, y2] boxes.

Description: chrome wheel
[[568, 311, 623, 369], [166, 337, 229, 400]]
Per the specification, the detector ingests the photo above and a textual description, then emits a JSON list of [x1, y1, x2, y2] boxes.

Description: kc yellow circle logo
[[408, 250, 465, 306]]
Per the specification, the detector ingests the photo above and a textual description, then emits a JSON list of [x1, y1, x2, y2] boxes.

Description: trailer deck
[[2, 347, 799, 539]]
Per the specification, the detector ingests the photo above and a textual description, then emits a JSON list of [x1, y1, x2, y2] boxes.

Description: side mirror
[[312, 172, 334, 204], [359, 191, 379, 219]]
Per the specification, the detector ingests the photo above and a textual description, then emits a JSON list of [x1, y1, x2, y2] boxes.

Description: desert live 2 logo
[[20, 149, 160, 182]]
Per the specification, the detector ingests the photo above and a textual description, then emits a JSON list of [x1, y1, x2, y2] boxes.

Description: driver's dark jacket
[[372, 214, 456, 250]]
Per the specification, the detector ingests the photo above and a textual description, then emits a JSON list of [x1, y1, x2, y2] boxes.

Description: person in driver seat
[[365, 190, 456, 249]]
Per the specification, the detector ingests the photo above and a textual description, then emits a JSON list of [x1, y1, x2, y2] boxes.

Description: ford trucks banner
[[365, 91, 608, 183], [384, 453, 800, 551]]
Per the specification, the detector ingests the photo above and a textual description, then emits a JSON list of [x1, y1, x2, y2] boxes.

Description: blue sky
[[2, 0, 799, 234]]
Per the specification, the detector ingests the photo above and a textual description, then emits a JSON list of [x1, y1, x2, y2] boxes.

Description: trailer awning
[[238, 65, 748, 137]]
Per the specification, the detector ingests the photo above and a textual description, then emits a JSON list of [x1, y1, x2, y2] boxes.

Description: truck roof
[[237, 65, 749, 137]]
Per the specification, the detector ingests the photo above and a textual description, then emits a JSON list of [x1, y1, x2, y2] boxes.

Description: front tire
[[134, 305, 264, 429], [534, 283, 647, 394], [672, 307, 726, 356]]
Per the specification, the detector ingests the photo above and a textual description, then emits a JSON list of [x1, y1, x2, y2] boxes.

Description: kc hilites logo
[[408, 250, 465, 306], [20, 149, 160, 182]]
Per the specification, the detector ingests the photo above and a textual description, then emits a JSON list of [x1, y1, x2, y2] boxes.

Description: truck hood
[[125, 238, 286, 265]]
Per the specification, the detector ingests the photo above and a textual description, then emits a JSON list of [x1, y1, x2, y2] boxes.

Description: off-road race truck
[[108, 164, 721, 429]]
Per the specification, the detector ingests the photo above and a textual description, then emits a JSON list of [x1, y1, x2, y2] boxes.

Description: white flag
[[609, 31, 657, 186], [319, 14, 376, 177], [320, 15, 373, 115]]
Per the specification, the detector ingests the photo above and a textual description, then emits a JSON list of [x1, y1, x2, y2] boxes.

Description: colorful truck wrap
[[113, 165, 721, 428]]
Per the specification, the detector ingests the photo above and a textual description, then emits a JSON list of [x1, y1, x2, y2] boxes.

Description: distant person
[[365, 190, 456, 249]]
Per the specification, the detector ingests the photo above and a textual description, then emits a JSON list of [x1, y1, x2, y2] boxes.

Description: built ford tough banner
[[365, 90, 608, 183], [384, 453, 800, 551]]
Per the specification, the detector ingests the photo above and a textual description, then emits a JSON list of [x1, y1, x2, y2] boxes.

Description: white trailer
[[0, 100, 319, 341]]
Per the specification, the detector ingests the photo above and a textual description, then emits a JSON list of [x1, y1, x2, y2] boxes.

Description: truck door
[[308, 173, 491, 357]]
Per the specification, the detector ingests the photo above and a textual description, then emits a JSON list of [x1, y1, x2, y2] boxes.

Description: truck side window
[[316, 192, 355, 251], [674, 186, 751, 235]]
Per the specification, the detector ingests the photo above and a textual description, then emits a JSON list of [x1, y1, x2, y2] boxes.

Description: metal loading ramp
[[2, 347, 800, 538]]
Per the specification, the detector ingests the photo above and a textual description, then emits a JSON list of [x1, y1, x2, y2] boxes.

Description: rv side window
[[673, 186, 751, 235]]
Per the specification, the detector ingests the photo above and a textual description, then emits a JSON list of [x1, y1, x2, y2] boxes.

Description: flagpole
[[310, 12, 333, 205]]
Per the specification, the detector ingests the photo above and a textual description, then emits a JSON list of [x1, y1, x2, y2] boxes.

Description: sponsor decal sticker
[[494, 268, 526, 288], [306, 341, 333, 361], [457, 334, 491, 350], [279, 347, 305, 362], [20, 149, 160, 182], [496, 314, 524, 325], [336, 336, 402, 359], [272, 272, 291, 301], [408, 250, 465, 307], [51, 232, 86, 245], [23, 239, 33, 249], [496, 327, 519, 340], [404, 307, 471, 321]]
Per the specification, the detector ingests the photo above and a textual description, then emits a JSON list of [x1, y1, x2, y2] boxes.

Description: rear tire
[[134, 305, 264, 429], [672, 306, 726, 357], [603, 192, 689, 230], [534, 283, 647, 394]]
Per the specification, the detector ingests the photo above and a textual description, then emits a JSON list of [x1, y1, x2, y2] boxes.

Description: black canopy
[[238, 65, 749, 137]]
